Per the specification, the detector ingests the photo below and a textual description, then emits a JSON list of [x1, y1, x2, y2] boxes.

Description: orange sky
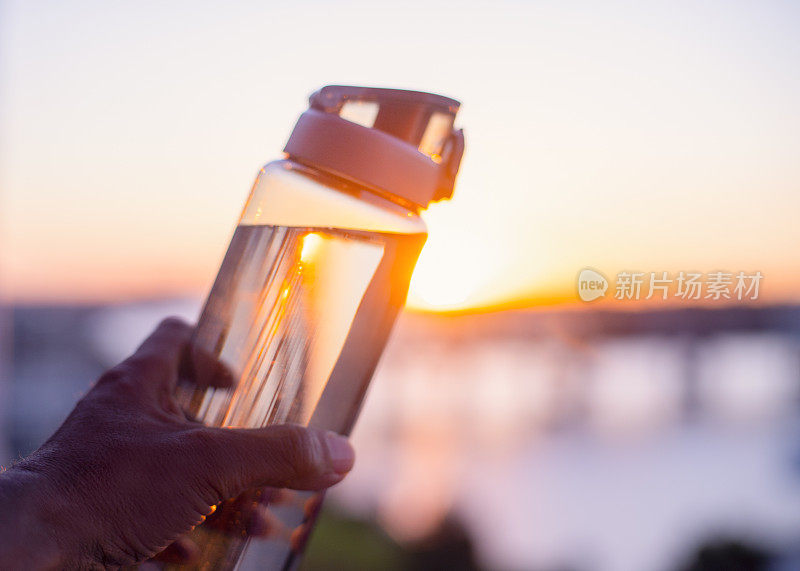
[[2, 1, 800, 311]]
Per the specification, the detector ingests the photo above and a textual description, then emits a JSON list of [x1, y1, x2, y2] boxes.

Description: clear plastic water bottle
[[169, 85, 464, 570]]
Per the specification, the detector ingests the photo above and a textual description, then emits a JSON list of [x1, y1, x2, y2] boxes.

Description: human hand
[[0, 318, 354, 569]]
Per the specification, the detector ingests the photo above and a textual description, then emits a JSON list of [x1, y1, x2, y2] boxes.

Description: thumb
[[179, 424, 355, 502]]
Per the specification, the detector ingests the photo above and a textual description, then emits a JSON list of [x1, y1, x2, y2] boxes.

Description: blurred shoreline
[[3, 301, 800, 570]]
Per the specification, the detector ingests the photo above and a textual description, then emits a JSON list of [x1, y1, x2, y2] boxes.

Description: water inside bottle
[[168, 222, 425, 570]]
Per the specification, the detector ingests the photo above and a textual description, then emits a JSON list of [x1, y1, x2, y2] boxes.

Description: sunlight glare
[[300, 232, 323, 263], [407, 206, 512, 312]]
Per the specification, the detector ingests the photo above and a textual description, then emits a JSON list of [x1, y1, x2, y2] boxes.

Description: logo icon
[[577, 268, 608, 302]]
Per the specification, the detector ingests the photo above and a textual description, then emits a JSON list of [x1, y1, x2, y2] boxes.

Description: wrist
[[0, 464, 67, 569]]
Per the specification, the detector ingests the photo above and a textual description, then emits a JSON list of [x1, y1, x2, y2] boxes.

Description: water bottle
[[169, 85, 464, 570]]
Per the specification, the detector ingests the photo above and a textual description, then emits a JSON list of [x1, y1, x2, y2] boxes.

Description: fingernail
[[324, 431, 355, 474]]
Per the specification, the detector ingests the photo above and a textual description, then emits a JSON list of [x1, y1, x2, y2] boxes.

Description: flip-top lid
[[284, 85, 464, 209]]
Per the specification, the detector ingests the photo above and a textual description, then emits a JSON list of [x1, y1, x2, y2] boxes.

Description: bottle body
[[168, 159, 427, 570]]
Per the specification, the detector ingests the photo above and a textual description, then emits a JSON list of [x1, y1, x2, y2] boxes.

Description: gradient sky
[[2, 0, 800, 310]]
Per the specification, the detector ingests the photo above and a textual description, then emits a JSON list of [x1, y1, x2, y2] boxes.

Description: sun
[[407, 255, 481, 311], [406, 210, 507, 312]]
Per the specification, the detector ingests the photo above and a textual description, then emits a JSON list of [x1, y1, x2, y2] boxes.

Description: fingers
[[291, 493, 325, 552], [180, 342, 236, 390], [247, 504, 292, 540], [111, 317, 234, 401], [119, 317, 193, 393], [153, 489, 317, 564], [150, 536, 200, 564], [181, 425, 355, 502]]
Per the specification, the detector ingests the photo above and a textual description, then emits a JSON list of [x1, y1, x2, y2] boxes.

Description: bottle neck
[[239, 160, 427, 236], [285, 157, 425, 216]]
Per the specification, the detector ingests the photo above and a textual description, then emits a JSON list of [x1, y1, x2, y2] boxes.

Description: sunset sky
[[2, 1, 799, 311]]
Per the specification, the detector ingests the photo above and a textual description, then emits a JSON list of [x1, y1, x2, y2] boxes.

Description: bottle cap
[[284, 85, 465, 209]]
